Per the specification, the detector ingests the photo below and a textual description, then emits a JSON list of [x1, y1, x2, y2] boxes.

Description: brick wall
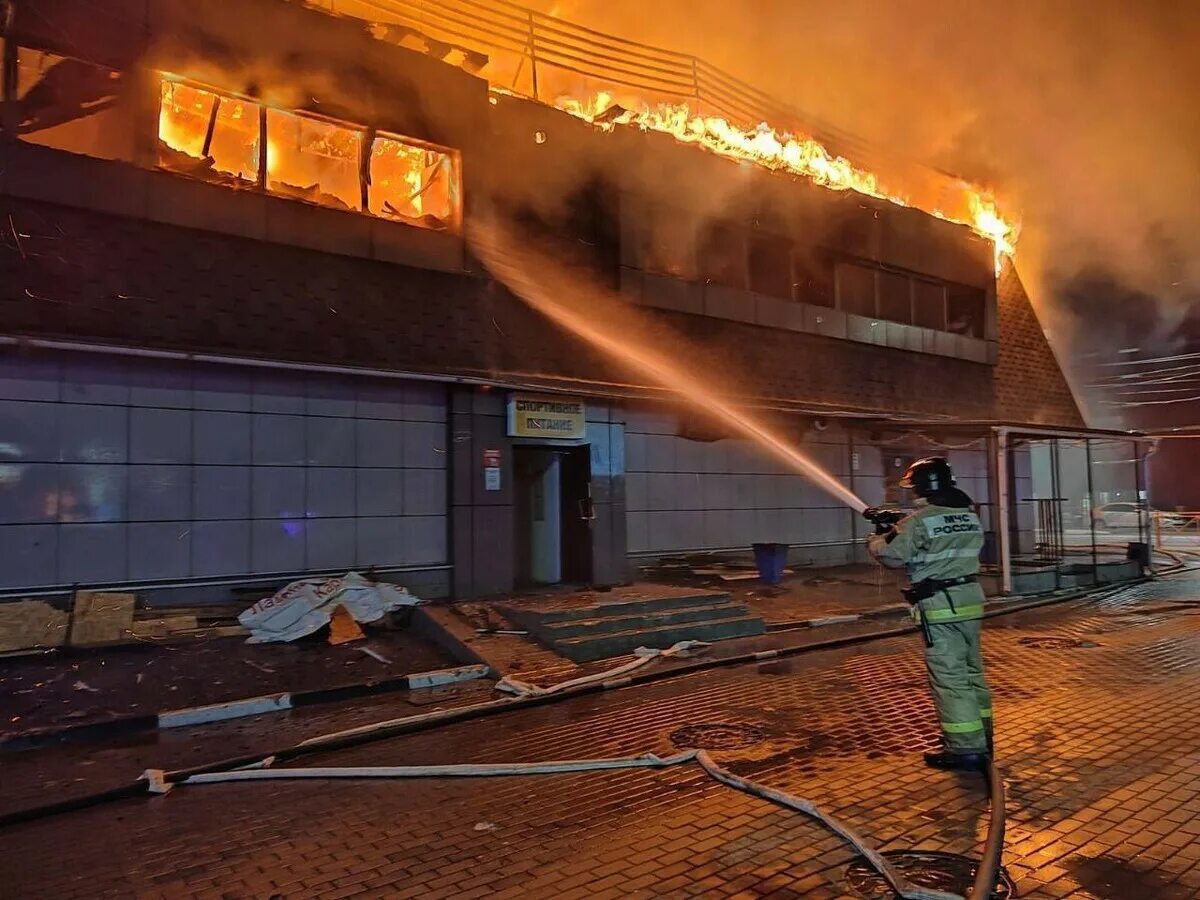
[[0, 194, 1080, 426], [993, 262, 1084, 426]]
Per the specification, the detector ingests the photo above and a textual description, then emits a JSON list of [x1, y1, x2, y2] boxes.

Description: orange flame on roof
[[548, 91, 1018, 273]]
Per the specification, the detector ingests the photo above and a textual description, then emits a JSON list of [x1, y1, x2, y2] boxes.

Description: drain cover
[[1018, 636, 1095, 649], [846, 850, 1016, 899], [669, 723, 764, 750]]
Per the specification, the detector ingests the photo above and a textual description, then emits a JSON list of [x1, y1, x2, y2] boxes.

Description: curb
[[0, 664, 491, 753]]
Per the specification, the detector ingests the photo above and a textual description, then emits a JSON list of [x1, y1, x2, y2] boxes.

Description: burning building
[[0, 0, 1150, 604]]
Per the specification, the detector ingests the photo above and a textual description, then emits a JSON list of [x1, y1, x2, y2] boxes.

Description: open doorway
[[514, 445, 593, 586]]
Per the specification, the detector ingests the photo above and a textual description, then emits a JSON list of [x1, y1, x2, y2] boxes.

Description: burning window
[[699, 222, 747, 289], [877, 270, 912, 324], [947, 284, 986, 338], [158, 80, 261, 184], [368, 133, 459, 229], [267, 110, 363, 212], [748, 233, 793, 299], [913, 280, 947, 330], [836, 262, 876, 318], [154, 76, 460, 230], [15, 48, 129, 160]]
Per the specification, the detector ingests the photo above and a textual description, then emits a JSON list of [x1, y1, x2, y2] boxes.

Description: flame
[[547, 91, 1017, 273]]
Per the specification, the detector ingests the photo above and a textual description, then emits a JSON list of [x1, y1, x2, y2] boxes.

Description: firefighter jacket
[[867, 490, 985, 623]]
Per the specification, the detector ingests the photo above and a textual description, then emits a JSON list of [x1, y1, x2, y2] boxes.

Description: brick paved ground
[[0, 628, 456, 737], [5, 572, 1200, 898]]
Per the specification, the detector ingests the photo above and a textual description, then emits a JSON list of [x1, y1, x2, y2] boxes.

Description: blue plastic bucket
[[752, 542, 788, 585]]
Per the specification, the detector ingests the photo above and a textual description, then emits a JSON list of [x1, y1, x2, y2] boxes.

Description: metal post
[[201, 96, 222, 159], [1085, 439, 1097, 582], [1133, 438, 1147, 550], [1050, 439, 1062, 589], [993, 428, 1013, 594], [257, 105, 268, 190], [527, 12, 540, 101]]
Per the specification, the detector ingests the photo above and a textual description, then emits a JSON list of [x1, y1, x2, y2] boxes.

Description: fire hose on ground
[[0, 636, 1009, 899], [140, 749, 989, 900]]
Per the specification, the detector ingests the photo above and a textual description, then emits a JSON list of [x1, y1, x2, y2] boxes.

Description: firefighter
[[866, 456, 993, 771]]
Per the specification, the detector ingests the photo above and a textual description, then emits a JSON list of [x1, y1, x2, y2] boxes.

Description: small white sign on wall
[[483, 449, 502, 492]]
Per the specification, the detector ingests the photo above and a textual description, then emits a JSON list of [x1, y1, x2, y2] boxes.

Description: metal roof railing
[[302, 0, 900, 168], [300, 0, 997, 226]]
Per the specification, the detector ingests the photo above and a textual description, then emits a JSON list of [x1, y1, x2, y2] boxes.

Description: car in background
[[1091, 502, 1144, 530]]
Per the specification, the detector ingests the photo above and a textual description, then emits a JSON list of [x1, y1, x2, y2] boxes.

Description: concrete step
[[502, 591, 732, 626], [552, 615, 766, 663], [538, 602, 750, 640]]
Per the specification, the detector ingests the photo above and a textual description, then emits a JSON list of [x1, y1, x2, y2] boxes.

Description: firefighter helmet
[[899, 456, 955, 497]]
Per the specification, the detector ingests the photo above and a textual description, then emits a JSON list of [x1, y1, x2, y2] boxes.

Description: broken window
[[877, 270, 912, 324], [836, 262, 876, 317], [368, 132, 460, 229], [267, 110, 363, 212], [947, 283, 986, 338], [913, 279, 946, 330], [15, 48, 130, 160], [158, 79, 261, 184]]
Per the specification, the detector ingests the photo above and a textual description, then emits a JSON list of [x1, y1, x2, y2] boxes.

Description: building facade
[[0, 0, 1108, 605]]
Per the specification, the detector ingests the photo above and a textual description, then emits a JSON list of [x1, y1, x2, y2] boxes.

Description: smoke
[[529, 0, 1200, 380]]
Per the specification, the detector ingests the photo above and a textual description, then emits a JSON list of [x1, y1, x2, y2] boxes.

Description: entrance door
[[559, 445, 594, 584], [514, 445, 594, 587]]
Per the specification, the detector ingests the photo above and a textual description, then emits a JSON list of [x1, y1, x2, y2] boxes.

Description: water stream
[[470, 219, 868, 514]]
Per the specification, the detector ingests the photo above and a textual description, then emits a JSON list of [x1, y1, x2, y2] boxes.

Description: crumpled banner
[[238, 572, 421, 643]]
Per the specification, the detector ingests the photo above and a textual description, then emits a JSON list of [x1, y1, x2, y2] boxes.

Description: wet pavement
[[0, 628, 456, 737], [5, 571, 1200, 898]]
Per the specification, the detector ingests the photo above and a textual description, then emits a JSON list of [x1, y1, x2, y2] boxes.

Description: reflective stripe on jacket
[[867, 500, 985, 622]]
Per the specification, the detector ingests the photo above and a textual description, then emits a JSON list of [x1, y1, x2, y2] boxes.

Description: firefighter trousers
[[924, 618, 993, 753]]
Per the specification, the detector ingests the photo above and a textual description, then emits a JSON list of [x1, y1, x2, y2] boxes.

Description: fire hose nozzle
[[862, 506, 904, 534]]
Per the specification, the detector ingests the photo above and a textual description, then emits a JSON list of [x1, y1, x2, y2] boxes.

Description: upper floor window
[[948, 283, 986, 338], [748, 233, 793, 299], [836, 258, 986, 338], [267, 109, 362, 211], [836, 261, 876, 317], [154, 75, 461, 231], [15, 48, 129, 160], [368, 133, 459, 228], [914, 279, 947, 330], [158, 80, 260, 184], [643, 205, 694, 279], [699, 222, 747, 289]]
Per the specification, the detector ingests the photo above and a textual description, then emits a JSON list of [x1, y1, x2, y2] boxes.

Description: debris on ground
[[69, 592, 136, 648], [130, 616, 199, 640], [0, 601, 69, 653], [359, 647, 391, 664], [238, 572, 421, 643], [473, 822, 498, 832], [640, 554, 794, 582], [72, 680, 99, 693], [328, 605, 366, 645], [475, 628, 529, 636]]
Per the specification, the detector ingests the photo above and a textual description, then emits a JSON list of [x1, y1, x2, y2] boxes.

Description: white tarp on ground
[[239, 572, 421, 643]]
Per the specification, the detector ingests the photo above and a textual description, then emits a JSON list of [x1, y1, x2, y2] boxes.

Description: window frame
[[153, 72, 462, 233]]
